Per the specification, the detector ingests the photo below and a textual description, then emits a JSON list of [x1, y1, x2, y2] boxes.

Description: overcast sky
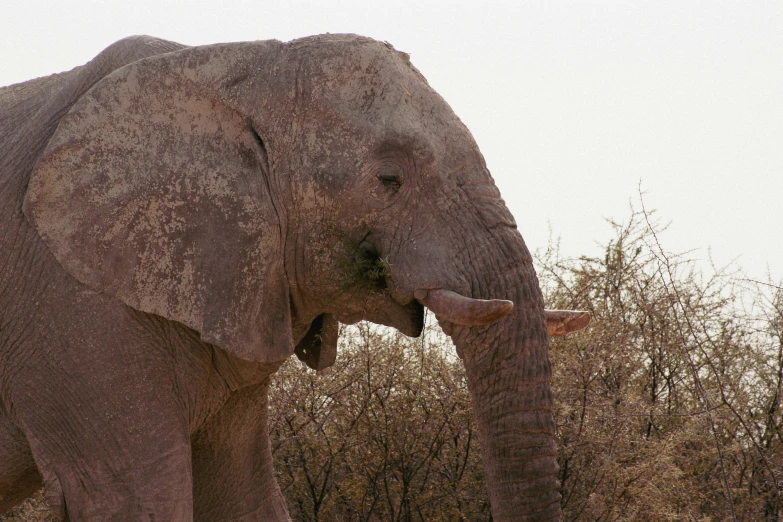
[[3, 0, 781, 281]]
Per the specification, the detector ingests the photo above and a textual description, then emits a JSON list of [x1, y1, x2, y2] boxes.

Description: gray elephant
[[0, 35, 589, 521]]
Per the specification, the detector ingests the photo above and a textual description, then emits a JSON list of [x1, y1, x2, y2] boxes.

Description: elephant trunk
[[444, 243, 561, 520]]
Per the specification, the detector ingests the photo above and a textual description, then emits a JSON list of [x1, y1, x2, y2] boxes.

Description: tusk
[[418, 288, 514, 326], [545, 310, 591, 337]]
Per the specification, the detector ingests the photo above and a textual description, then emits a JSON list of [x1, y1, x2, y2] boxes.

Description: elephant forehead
[[284, 36, 450, 129]]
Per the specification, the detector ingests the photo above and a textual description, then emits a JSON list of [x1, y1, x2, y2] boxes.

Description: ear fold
[[24, 49, 293, 362]]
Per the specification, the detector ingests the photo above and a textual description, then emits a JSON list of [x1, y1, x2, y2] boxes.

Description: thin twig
[[638, 185, 738, 521]]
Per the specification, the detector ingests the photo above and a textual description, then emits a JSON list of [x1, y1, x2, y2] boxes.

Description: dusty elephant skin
[[0, 35, 588, 520]]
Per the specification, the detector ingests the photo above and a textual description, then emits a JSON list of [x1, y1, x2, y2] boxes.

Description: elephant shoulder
[[1, 36, 186, 140], [0, 71, 77, 142], [1, 36, 186, 154]]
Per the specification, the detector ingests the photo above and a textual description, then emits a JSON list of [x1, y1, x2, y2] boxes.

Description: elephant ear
[[24, 51, 293, 363]]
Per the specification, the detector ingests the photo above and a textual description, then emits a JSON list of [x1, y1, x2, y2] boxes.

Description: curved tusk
[[545, 310, 591, 337], [418, 288, 514, 326]]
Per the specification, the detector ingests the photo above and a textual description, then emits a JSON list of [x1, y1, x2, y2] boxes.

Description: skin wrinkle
[[384, 178, 472, 302], [2, 283, 43, 347], [282, 58, 319, 324], [31, 350, 193, 512], [462, 287, 548, 384], [130, 313, 198, 428], [428, 183, 486, 299], [1, 257, 44, 320], [0, 227, 29, 300], [0, 76, 62, 137]]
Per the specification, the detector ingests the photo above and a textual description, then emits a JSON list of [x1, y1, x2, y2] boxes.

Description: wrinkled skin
[[0, 35, 580, 520]]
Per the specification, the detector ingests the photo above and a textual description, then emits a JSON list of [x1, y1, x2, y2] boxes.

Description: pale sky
[[3, 0, 781, 281]]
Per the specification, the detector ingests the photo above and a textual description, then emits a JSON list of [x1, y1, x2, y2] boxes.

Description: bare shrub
[[269, 320, 490, 522], [538, 210, 782, 521]]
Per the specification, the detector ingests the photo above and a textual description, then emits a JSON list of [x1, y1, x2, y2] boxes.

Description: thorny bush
[[539, 210, 782, 521]]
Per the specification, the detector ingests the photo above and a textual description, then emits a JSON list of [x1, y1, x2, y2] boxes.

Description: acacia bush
[[268, 321, 490, 521], [4, 209, 782, 521], [539, 211, 782, 521]]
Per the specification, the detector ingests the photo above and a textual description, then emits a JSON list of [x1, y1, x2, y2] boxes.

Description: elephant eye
[[378, 172, 402, 191], [376, 163, 403, 193]]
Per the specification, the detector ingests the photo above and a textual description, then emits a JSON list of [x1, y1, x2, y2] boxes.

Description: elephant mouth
[[344, 244, 425, 337], [354, 237, 513, 332], [356, 294, 424, 338]]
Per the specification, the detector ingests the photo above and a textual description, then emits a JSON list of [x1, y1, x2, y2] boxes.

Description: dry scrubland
[[4, 210, 782, 521]]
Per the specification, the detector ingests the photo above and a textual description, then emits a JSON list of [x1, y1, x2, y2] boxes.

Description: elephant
[[0, 34, 590, 521]]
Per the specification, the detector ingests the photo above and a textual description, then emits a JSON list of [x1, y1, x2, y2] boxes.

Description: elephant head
[[24, 34, 588, 520]]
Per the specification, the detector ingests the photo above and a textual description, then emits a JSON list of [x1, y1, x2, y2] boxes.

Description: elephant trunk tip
[[416, 288, 513, 326]]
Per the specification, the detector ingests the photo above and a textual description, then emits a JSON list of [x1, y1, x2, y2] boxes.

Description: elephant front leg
[[191, 380, 290, 522], [7, 323, 197, 520], [14, 384, 195, 522], [15, 396, 194, 521]]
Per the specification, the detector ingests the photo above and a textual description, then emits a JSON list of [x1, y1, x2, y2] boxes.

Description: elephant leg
[[0, 410, 42, 514], [7, 311, 197, 521], [16, 385, 194, 522], [16, 386, 194, 522], [192, 378, 290, 522]]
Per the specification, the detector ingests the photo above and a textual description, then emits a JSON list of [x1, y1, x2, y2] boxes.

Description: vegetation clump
[[539, 211, 782, 521]]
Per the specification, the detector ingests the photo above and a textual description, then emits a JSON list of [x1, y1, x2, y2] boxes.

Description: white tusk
[[544, 310, 591, 337]]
